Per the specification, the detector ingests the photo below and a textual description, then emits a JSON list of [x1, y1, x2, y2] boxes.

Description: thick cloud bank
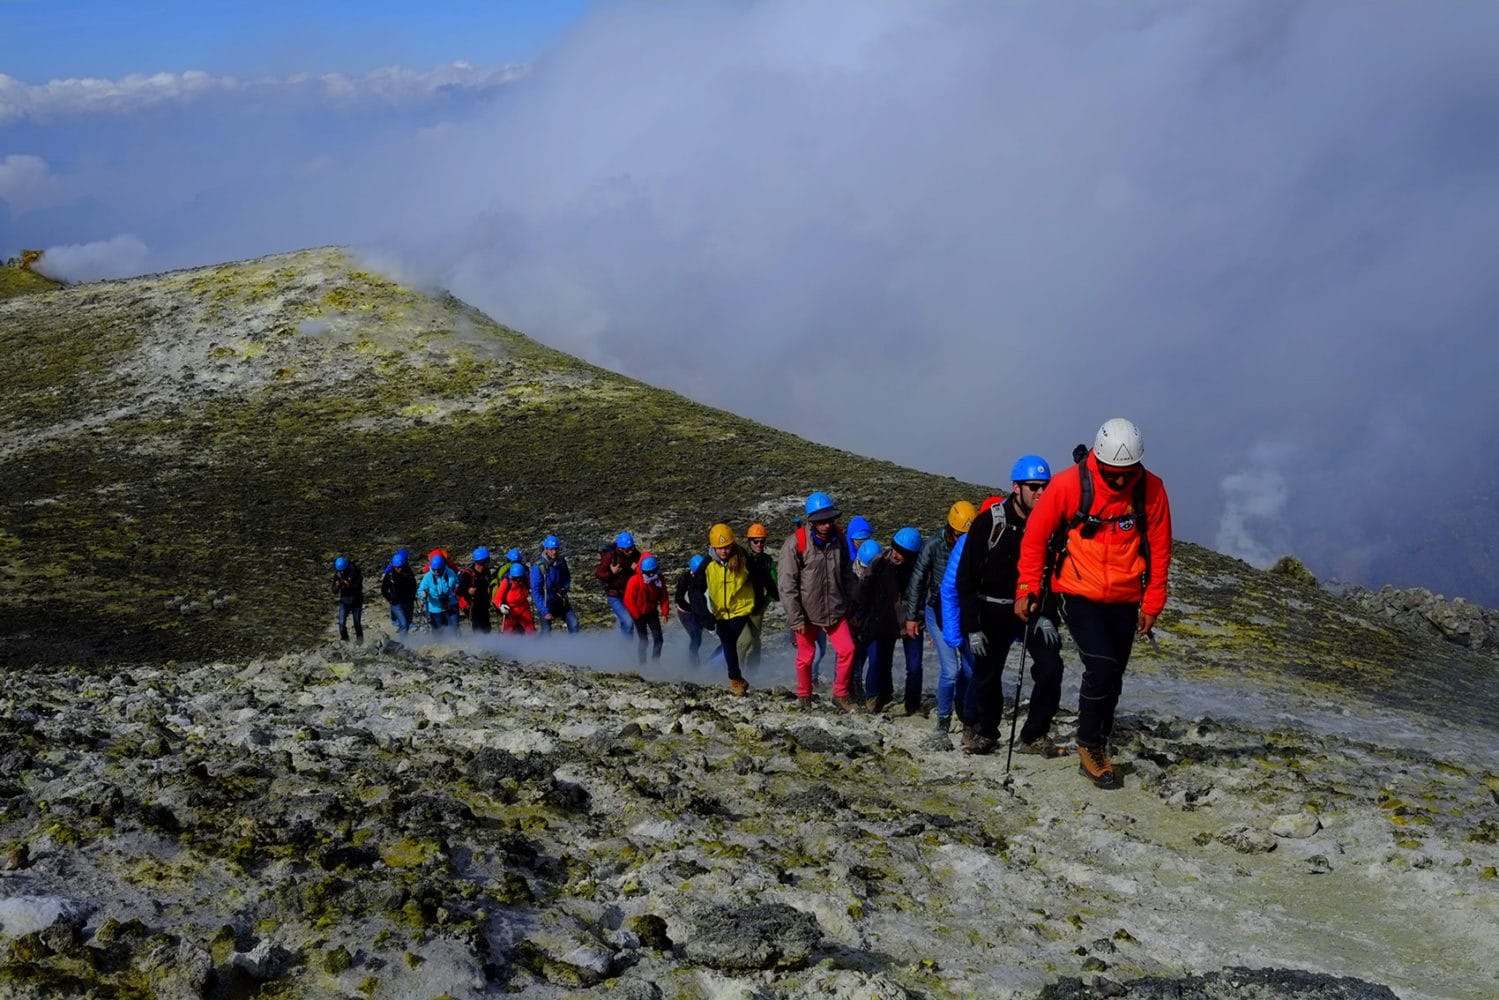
[[4, 1, 1499, 599]]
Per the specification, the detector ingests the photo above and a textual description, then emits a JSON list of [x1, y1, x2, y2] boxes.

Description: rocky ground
[[2, 628, 1496, 999]]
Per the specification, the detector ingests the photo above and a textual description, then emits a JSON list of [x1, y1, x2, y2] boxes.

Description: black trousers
[[1058, 594, 1139, 749], [968, 603, 1067, 740], [633, 611, 663, 663]]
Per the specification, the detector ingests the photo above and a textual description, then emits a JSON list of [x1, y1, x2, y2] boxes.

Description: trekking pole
[[1003, 580, 1052, 779]]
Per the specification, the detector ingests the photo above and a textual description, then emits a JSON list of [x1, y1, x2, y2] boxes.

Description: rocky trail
[[2, 633, 1496, 999]]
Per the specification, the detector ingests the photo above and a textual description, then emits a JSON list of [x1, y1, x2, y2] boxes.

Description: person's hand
[[1035, 616, 1061, 648], [1016, 593, 1036, 623], [903, 620, 920, 639], [545, 613, 553, 622], [1138, 610, 1157, 635], [499, 604, 511, 616], [967, 631, 988, 657]]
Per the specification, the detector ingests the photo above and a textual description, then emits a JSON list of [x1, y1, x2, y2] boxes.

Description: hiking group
[[330, 418, 1171, 789]]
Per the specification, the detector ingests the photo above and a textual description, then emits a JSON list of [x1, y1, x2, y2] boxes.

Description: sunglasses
[[748, 538, 766, 545], [1020, 481, 1048, 492]]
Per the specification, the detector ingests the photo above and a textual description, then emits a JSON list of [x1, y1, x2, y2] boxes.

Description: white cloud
[[0, 154, 63, 211], [33, 235, 149, 282], [0, 62, 528, 124]]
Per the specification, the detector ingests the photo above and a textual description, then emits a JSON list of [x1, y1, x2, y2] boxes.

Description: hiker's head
[[542, 535, 560, 557], [334, 556, 349, 573], [848, 516, 873, 544], [746, 523, 768, 550], [804, 491, 840, 535], [1010, 454, 1052, 514], [1093, 418, 1143, 468], [891, 527, 921, 564], [472, 547, 490, 564], [947, 501, 977, 536], [856, 539, 882, 568], [1096, 463, 1138, 491]]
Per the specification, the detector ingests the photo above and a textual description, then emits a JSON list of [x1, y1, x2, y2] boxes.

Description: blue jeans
[[337, 603, 363, 641], [389, 602, 412, 633], [428, 609, 457, 633], [678, 611, 704, 664], [607, 595, 634, 635], [929, 604, 973, 720], [539, 607, 580, 634], [864, 635, 924, 710]]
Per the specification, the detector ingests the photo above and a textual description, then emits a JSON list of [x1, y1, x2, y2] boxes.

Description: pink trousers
[[794, 619, 855, 697]]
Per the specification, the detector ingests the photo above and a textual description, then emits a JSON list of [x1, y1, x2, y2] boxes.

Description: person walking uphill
[[493, 562, 537, 634], [596, 531, 641, 635], [380, 550, 417, 634], [624, 554, 669, 663], [460, 547, 495, 634], [675, 555, 714, 664], [332, 556, 364, 644], [1016, 418, 1173, 789], [737, 522, 777, 668], [417, 554, 460, 634], [532, 536, 580, 635], [909, 502, 976, 734], [860, 528, 924, 714], [778, 491, 861, 712], [954, 455, 1062, 757], [705, 523, 756, 695]]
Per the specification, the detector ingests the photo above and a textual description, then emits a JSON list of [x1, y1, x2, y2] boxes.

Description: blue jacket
[[940, 533, 967, 649], [531, 555, 572, 616], [417, 567, 459, 614]]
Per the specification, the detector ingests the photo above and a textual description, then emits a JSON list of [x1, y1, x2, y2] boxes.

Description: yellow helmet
[[746, 522, 768, 539], [709, 523, 735, 547], [947, 500, 978, 534]]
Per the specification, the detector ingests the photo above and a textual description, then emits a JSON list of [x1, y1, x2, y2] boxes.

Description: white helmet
[[1094, 417, 1143, 467]]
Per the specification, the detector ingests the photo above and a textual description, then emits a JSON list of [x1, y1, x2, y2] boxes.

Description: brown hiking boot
[[1016, 736, 1068, 758], [832, 694, 863, 714], [961, 725, 995, 756], [728, 678, 749, 696], [1077, 745, 1118, 788], [796, 695, 815, 710]]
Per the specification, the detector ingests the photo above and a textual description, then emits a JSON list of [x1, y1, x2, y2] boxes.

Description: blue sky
[[4, 1, 1499, 603], [0, 0, 588, 80]]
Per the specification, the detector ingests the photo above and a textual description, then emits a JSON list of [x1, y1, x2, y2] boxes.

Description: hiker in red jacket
[[492, 563, 537, 634], [1017, 418, 1173, 789], [624, 553, 669, 663]]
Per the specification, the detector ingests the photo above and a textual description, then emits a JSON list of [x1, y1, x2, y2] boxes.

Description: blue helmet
[[848, 516, 873, 541], [472, 546, 490, 562], [893, 527, 922, 554], [856, 539, 882, 567], [543, 535, 560, 550], [508, 562, 525, 578], [804, 492, 839, 522], [616, 531, 634, 549], [430, 554, 445, 571], [688, 554, 705, 572], [506, 547, 522, 562], [334, 556, 349, 572], [392, 551, 408, 568], [640, 555, 659, 573], [1011, 454, 1052, 483]]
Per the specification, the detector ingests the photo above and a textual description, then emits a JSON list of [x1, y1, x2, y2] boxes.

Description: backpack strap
[[1134, 472, 1150, 586]]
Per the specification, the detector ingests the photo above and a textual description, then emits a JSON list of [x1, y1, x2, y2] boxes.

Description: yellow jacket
[[705, 547, 756, 620]]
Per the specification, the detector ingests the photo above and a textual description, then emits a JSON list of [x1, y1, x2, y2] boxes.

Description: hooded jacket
[[777, 524, 857, 630], [417, 567, 459, 614], [624, 569, 670, 620], [1016, 452, 1173, 616], [705, 544, 756, 620], [856, 550, 913, 640]]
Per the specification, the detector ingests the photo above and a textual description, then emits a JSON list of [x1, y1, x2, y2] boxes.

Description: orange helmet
[[746, 522, 768, 539]]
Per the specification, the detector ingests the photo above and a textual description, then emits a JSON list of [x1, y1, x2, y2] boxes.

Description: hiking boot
[[1077, 745, 1118, 788], [728, 678, 749, 696], [796, 695, 815, 711], [961, 725, 995, 756], [865, 695, 891, 714], [1016, 735, 1068, 758], [832, 694, 863, 714], [935, 715, 952, 734]]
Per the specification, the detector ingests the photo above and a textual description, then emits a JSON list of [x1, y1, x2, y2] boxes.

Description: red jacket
[[624, 570, 669, 620], [493, 576, 536, 634], [1016, 452, 1172, 616]]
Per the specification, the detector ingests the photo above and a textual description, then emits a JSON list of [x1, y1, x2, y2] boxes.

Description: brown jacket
[[777, 526, 857, 630]]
